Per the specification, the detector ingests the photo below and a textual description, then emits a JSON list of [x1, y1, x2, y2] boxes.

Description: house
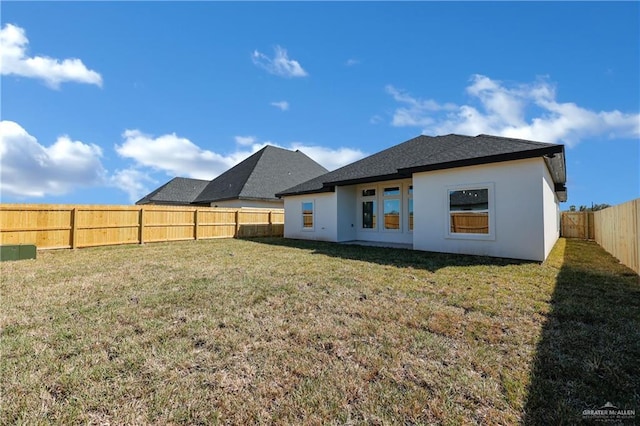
[[137, 145, 328, 208], [136, 177, 210, 206], [277, 134, 567, 261]]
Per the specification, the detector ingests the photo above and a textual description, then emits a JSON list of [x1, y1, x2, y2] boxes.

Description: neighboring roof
[[277, 134, 567, 201], [449, 189, 489, 210], [136, 177, 210, 205], [192, 145, 328, 204]]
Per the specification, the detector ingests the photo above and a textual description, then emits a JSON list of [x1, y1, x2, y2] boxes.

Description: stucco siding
[[413, 158, 547, 261], [542, 163, 561, 259], [283, 192, 338, 241], [336, 186, 357, 242]]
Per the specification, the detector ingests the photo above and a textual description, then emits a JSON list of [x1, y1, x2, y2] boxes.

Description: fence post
[[194, 209, 200, 240], [71, 207, 78, 249], [585, 210, 589, 240], [139, 208, 145, 244], [635, 200, 640, 273], [268, 210, 273, 236], [235, 210, 241, 238]]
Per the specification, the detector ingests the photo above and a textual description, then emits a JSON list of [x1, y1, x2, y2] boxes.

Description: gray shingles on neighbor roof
[[136, 177, 210, 205], [277, 134, 567, 201], [192, 145, 328, 204]]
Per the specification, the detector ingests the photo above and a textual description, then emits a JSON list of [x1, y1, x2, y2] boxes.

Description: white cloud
[[252, 46, 308, 78], [289, 143, 366, 171], [0, 122, 366, 201], [0, 120, 106, 197], [110, 168, 157, 203], [346, 58, 360, 67], [115, 130, 245, 180], [234, 135, 257, 146], [271, 101, 290, 111], [0, 23, 103, 89], [369, 115, 384, 125], [385, 85, 456, 127], [115, 129, 365, 190], [387, 75, 640, 147]]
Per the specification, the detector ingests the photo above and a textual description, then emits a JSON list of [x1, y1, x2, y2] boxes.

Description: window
[[362, 200, 377, 229], [361, 188, 377, 229], [383, 186, 400, 230], [383, 186, 400, 196], [384, 200, 400, 230], [302, 202, 313, 229], [408, 186, 414, 231], [449, 188, 489, 234]]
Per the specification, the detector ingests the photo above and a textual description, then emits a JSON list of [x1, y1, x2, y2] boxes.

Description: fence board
[[561, 211, 594, 239], [450, 212, 489, 234], [593, 199, 639, 275], [0, 204, 284, 250]]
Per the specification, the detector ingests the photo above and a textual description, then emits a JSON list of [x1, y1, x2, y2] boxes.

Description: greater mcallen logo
[[582, 402, 636, 422]]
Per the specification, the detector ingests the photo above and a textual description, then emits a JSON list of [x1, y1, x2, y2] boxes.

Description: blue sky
[[1, 2, 638, 209]]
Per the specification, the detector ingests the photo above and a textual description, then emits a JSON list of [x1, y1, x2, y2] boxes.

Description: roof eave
[[237, 196, 282, 202], [399, 146, 564, 176], [325, 172, 412, 188], [276, 186, 335, 198], [138, 200, 197, 206]]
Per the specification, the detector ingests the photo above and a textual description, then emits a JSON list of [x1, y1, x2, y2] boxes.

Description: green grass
[[1, 237, 638, 424]]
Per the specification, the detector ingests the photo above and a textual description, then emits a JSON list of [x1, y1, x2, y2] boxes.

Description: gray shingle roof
[[136, 177, 210, 205], [277, 134, 566, 200], [192, 145, 328, 204]]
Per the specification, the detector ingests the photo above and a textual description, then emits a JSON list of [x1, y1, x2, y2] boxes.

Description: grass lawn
[[1, 237, 638, 424]]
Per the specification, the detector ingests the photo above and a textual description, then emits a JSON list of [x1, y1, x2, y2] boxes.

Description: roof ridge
[[399, 134, 477, 170], [173, 176, 211, 183], [231, 147, 267, 196], [475, 133, 556, 146]]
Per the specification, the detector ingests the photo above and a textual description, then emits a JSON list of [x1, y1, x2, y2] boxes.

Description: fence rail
[[0, 204, 284, 250]]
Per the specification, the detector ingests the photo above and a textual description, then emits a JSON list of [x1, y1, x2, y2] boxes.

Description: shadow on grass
[[242, 236, 531, 273], [523, 239, 640, 425]]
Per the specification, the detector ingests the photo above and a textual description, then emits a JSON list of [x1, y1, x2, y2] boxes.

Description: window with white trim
[[408, 185, 414, 231], [361, 188, 377, 229], [302, 201, 314, 229], [383, 186, 401, 230], [449, 188, 489, 235]]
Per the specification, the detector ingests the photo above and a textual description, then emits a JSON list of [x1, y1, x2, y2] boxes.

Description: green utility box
[[0, 245, 37, 262]]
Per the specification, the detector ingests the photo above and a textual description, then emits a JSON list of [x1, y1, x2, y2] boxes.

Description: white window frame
[[359, 187, 377, 231], [382, 185, 402, 233], [445, 183, 495, 241], [406, 185, 414, 233], [301, 201, 314, 231]]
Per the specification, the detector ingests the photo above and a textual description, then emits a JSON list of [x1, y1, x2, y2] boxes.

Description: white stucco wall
[[283, 192, 338, 241], [413, 158, 551, 261], [211, 199, 284, 209], [542, 164, 561, 259], [283, 157, 561, 261], [336, 186, 357, 242]]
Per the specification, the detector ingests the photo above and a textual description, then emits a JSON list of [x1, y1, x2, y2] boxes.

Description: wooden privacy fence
[[593, 199, 639, 275], [450, 212, 489, 234], [561, 200, 639, 275], [561, 211, 595, 239], [0, 204, 284, 250]]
